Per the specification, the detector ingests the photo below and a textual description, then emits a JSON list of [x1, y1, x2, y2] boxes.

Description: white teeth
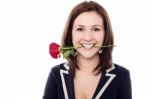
[[82, 44, 94, 48]]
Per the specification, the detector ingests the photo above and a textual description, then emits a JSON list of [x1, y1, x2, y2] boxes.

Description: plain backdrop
[[0, 0, 150, 99]]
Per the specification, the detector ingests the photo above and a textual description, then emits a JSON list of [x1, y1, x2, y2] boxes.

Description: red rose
[[49, 43, 60, 59]]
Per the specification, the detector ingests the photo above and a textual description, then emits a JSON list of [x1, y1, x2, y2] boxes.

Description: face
[[72, 11, 105, 59]]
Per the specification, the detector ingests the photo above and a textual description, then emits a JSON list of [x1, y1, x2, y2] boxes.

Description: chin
[[78, 53, 99, 60]]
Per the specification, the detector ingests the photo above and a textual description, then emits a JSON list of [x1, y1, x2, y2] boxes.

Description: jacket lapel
[[95, 64, 116, 99], [60, 63, 74, 99], [60, 63, 116, 99]]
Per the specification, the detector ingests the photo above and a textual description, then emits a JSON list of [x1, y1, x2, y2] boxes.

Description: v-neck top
[[43, 63, 132, 99]]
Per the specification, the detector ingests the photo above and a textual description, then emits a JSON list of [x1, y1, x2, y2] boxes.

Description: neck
[[77, 55, 100, 73]]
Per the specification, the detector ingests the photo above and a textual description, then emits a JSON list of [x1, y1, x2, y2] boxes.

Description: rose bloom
[[49, 43, 60, 59]]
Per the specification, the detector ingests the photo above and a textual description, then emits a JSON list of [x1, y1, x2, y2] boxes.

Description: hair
[[61, 1, 114, 77]]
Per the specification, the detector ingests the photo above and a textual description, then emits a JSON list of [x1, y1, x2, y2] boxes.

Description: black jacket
[[43, 63, 132, 99]]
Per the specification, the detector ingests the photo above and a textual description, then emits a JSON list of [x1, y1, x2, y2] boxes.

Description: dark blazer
[[43, 63, 132, 99]]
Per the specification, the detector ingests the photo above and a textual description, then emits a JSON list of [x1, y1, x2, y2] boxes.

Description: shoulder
[[45, 62, 69, 87], [113, 63, 131, 84], [113, 64, 132, 99], [50, 62, 69, 74], [43, 63, 68, 98], [113, 63, 130, 75]]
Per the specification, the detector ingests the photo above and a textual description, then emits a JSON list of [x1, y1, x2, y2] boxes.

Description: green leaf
[[70, 49, 75, 56], [63, 50, 71, 58]]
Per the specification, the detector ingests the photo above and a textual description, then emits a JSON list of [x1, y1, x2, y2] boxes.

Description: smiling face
[[72, 11, 105, 59]]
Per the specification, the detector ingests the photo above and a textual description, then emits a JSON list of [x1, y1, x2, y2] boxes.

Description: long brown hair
[[61, 1, 114, 77]]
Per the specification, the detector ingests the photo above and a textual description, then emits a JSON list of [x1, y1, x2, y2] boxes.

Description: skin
[[72, 11, 105, 99]]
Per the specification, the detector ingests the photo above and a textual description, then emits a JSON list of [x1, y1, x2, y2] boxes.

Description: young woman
[[43, 1, 132, 99]]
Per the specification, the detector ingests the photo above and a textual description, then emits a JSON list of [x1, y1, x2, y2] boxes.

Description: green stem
[[61, 46, 81, 50], [61, 45, 116, 50], [96, 45, 116, 48]]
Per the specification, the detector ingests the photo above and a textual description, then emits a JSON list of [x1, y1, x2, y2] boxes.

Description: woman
[[43, 1, 132, 99]]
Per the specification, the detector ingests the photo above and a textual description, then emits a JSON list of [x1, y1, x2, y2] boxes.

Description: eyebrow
[[74, 25, 103, 28], [93, 25, 102, 27], [74, 25, 85, 27]]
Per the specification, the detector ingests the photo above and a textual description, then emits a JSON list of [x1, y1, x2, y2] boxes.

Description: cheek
[[95, 33, 105, 43], [72, 32, 80, 45]]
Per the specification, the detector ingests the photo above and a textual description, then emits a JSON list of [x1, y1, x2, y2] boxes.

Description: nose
[[83, 32, 93, 42]]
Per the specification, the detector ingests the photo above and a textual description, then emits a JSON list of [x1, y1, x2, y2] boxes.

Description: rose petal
[[49, 43, 60, 59]]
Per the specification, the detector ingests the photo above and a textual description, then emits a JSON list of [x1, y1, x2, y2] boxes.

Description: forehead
[[73, 11, 103, 26]]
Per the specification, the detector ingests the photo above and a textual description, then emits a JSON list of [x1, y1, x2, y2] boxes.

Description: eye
[[76, 28, 84, 31], [93, 28, 100, 31]]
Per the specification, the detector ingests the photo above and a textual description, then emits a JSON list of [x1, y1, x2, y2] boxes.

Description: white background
[[0, 0, 150, 99]]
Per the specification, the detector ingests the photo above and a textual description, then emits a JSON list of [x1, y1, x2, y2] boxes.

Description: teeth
[[82, 44, 94, 48]]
